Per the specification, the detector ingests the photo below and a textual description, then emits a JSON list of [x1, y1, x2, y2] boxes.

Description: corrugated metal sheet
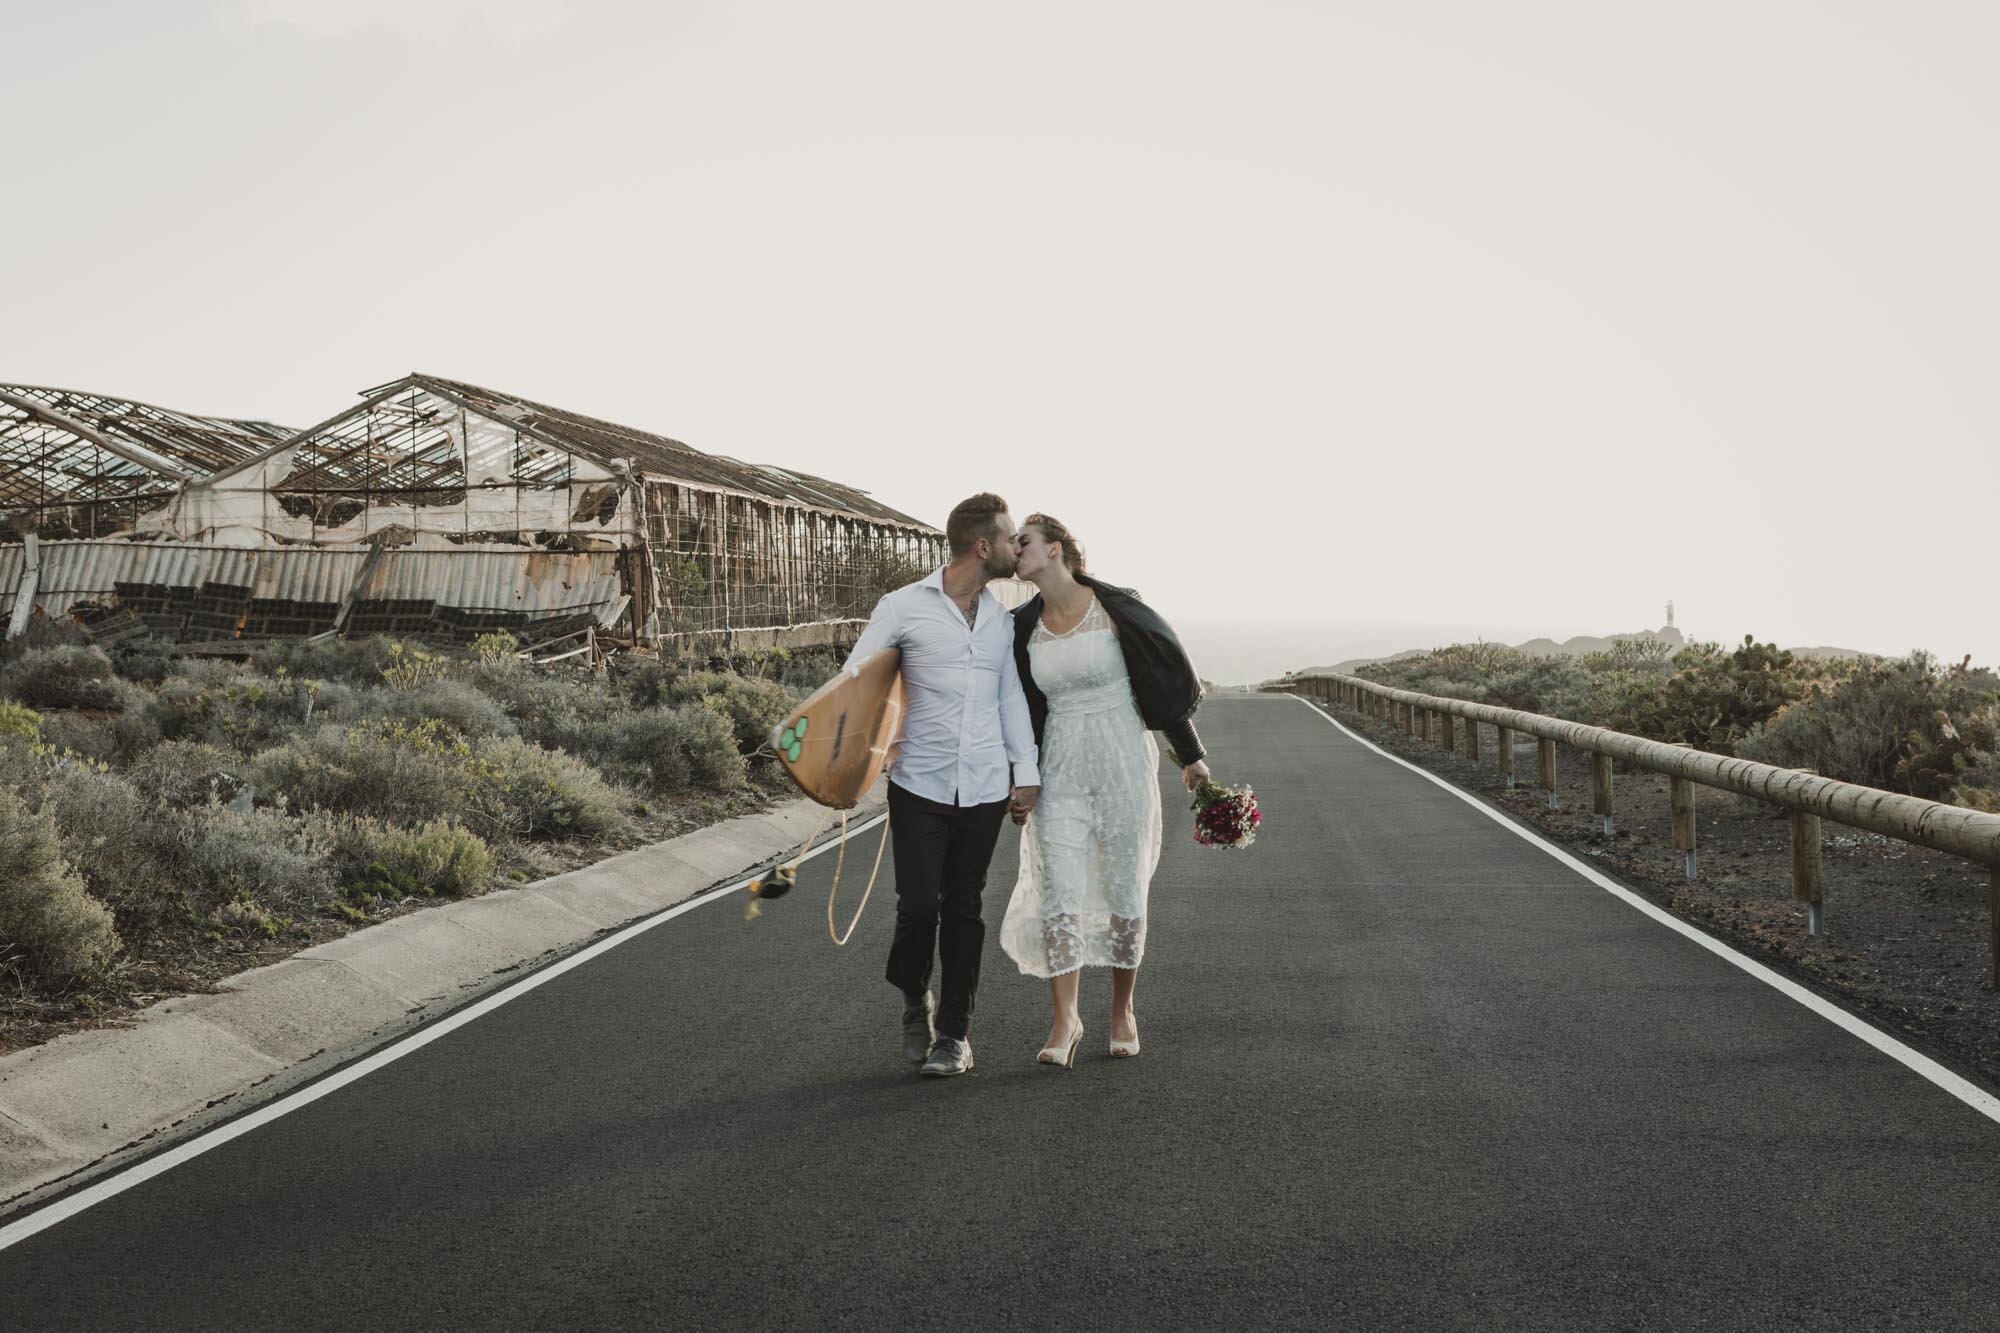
[[361, 548, 624, 612], [0, 540, 623, 624]]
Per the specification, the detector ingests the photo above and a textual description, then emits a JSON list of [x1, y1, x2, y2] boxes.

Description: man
[[846, 493, 1040, 1078]]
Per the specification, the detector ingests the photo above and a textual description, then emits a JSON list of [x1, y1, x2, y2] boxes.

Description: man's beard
[[981, 550, 1016, 581]]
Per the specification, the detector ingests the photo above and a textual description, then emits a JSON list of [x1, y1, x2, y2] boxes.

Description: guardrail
[[1281, 672, 2000, 988]]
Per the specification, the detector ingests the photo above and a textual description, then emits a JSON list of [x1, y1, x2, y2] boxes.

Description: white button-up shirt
[[847, 567, 1040, 807]]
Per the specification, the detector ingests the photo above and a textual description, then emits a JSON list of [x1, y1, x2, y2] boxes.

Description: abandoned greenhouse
[[0, 374, 943, 654]]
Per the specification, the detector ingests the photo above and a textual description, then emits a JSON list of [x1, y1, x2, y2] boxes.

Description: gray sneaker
[[901, 992, 936, 1064], [919, 1036, 974, 1078]]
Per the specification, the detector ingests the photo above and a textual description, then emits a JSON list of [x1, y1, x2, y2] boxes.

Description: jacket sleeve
[[1160, 717, 1206, 767], [999, 631, 1041, 788]]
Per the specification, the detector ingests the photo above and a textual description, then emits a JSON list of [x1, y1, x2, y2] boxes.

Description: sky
[[5, 1, 1995, 682]]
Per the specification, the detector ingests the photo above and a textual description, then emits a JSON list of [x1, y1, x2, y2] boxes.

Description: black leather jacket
[[1011, 574, 1207, 767]]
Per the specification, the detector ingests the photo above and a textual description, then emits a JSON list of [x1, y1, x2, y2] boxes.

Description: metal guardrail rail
[[1282, 671, 2000, 988]]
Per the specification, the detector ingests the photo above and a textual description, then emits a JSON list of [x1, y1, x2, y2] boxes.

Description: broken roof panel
[[0, 383, 292, 478], [0, 384, 296, 534], [404, 374, 933, 530]]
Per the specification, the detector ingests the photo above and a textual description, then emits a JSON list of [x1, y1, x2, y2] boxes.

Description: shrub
[[149, 668, 328, 754], [379, 641, 450, 691], [336, 679, 516, 742], [0, 613, 91, 664], [464, 735, 625, 840], [538, 697, 746, 793], [107, 638, 179, 685], [0, 646, 129, 711], [179, 805, 334, 918], [249, 636, 398, 688], [0, 699, 43, 746], [129, 739, 251, 809], [470, 631, 520, 662], [1487, 656, 1592, 717], [321, 815, 496, 901], [1740, 652, 2000, 797], [655, 671, 797, 755], [460, 659, 592, 733], [0, 789, 119, 987], [249, 720, 467, 826], [41, 764, 186, 945], [1952, 747, 2000, 812]]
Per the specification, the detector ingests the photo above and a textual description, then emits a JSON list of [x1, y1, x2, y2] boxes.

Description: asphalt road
[[6, 695, 2000, 1330]]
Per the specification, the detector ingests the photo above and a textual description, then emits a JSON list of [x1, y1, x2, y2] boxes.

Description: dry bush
[[41, 763, 187, 946], [319, 815, 496, 903], [465, 735, 626, 840], [249, 720, 467, 826], [0, 646, 131, 711], [1740, 653, 2000, 797], [334, 679, 516, 742], [179, 805, 334, 920], [0, 788, 120, 988], [128, 740, 251, 809]]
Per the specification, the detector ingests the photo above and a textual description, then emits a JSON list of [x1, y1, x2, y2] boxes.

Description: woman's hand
[[1181, 758, 1211, 791]]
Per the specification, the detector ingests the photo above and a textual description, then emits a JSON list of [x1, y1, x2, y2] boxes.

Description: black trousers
[[884, 781, 1010, 1040]]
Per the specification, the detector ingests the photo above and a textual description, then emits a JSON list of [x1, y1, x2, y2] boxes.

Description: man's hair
[[946, 492, 1009, 556]]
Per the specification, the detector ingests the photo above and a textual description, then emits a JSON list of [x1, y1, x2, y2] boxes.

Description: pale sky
[[5, 2, 1995, 681]]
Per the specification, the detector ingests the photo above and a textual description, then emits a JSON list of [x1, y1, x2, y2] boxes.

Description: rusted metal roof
[[397, 374, 935, 530]]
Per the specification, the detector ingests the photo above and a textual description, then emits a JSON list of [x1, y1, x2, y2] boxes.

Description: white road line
[[0, 813, 888, 1254], [1290, 693, 2000, 1128]]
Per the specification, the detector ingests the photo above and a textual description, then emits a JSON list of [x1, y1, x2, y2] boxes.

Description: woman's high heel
[[1037, 1023, 1083, 1068], [1109, 1016, 1139, 1058]]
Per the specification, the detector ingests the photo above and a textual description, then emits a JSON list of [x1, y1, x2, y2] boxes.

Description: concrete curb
[[0, 786, 883, 1214]]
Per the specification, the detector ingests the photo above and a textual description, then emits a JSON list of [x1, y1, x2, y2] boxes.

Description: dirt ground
[[0, 784, 772, 1059], [1313, 695, 2000, 1098]]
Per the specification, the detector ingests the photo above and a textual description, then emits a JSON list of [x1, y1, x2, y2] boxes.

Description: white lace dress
[[1000, 597, 1164, 978]]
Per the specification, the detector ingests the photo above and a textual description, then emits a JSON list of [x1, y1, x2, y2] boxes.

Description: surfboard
[[770, 647, 904, 809]]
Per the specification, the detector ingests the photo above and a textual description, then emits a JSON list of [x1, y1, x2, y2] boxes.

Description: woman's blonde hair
[[1023, 513, 1086, 577]]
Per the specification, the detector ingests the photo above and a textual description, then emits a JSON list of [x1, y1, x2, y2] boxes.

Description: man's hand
[[1009, 785, 1040, 826]]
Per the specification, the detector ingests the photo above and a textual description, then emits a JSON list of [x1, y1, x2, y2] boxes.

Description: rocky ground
[[1312, 695, 2000, 1096]]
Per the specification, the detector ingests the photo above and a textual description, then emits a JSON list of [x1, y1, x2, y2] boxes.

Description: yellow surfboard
[[771, 647, 904, 809]]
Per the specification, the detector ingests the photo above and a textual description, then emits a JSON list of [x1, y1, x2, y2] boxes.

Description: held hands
[[1181, 758, 1211, 792], [1009, 785, 1040, 826]]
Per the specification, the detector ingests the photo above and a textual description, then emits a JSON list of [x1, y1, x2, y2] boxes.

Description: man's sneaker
[[919, 1036, 974, 1078], [901, 992, 936, 1064]]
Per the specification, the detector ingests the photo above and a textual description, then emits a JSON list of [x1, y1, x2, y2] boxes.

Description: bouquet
[[1189, 777, 1261, 850]]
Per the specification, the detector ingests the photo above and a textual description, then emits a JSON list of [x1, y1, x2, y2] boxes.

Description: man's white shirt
[[846, 567, 1040, 807]]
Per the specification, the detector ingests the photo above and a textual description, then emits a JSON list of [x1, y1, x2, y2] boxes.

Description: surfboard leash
[[742, 805, 893, 947]]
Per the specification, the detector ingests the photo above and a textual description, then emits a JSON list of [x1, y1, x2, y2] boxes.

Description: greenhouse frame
[[0, 374, 943, 654]]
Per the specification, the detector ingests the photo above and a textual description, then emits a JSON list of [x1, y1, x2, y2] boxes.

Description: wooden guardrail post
[[1591, 754, 1614, 835], [1464, 717, 1479, 761], [1537, 738, 1557, 808], [1417, 707, 1431, 742], [1497, 725, 1514, 787], [1671, 775, 1698, 879], [1439, 711, 1455, 753], [1791, 810, 1825, 935]]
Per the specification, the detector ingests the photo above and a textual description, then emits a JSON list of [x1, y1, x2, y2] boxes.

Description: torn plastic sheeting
[[128, 474, 639, 546]]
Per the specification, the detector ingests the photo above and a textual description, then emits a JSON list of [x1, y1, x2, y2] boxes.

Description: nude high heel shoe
[[1109, 1017, 1140, 1058], [1037, 1023, 1083, 1068]]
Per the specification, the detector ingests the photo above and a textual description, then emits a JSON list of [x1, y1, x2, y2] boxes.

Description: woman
[[1000, 514, 1210, 1066]]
